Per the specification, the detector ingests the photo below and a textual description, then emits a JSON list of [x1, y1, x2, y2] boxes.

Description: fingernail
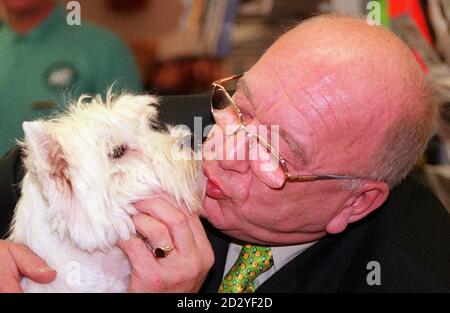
[[37, 266, 56, 273]]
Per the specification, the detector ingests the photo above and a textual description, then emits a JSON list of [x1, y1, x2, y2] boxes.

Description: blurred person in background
[[0, 0, 142, 155]]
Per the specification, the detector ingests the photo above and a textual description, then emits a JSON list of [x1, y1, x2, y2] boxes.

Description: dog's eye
[[149, 120, 168, 133], [109, 144, 128, 159]]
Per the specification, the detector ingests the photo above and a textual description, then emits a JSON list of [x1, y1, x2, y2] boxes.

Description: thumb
[[10, 244, 57, 284]]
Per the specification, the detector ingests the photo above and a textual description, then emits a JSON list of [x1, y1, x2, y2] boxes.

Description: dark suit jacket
[[0, 95, 449, 293]]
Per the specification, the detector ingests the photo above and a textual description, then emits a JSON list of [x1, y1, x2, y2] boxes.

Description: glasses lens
[[212, 85, 241, 135], [212, 86, 231, 111]]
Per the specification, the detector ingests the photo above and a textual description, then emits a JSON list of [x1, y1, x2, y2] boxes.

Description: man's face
[[202, 31, 383, 245]]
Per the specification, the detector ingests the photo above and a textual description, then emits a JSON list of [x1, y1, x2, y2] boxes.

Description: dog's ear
[[22, 121, 73, 238], [115, 94, 162, 134], [22, 121, 70, 188], [112, 94, 160, 131]]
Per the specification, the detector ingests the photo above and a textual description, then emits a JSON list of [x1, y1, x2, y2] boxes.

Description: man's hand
[[0, 240, 57, 292], [118, 196, 214, 292]]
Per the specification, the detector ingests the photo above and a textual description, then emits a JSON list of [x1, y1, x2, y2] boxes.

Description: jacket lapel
[[255, 218, 372, 292], [200, 219, 231, 293]]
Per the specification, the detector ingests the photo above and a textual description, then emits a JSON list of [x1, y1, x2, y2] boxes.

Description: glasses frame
[[211, 74, 361, 183]]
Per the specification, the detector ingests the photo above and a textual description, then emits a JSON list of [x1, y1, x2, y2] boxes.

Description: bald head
[[244, 15, 436, 186]]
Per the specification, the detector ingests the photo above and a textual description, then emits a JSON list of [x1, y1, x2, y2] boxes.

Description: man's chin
[[202, 196, 239, 233], [202, 196, 223, 225]]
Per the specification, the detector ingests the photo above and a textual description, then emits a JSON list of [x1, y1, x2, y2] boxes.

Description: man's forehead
[[237, 68, 287, 110], [235, 61, 366, 166]]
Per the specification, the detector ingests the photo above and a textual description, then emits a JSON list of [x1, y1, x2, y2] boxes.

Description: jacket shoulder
[[0, 146, 24, 239], [341, 175, 450, 292]]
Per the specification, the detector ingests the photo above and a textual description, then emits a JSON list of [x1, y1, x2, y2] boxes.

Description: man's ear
[[326, 180, 390, 234]]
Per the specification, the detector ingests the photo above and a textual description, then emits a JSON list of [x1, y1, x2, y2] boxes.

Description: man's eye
[[109, 144, 128, 159]]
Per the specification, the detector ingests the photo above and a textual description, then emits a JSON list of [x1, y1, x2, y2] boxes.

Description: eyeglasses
[[211, 74, 361, 188]]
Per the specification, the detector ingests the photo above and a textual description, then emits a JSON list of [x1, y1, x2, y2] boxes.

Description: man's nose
[[203, 124, 250, 174], [212, 105, 240, 135]]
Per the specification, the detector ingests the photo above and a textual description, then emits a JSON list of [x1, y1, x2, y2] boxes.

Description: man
[[0, 0, 141, 155], [0, 15, 449, 292]]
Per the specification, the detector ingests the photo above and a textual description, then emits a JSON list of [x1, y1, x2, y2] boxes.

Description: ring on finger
[[144, 239, 175, 258]]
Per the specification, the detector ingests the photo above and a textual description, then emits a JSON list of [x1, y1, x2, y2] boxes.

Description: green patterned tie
[[218, 244, 273, 293]]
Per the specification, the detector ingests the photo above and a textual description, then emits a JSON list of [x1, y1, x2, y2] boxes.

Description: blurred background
[[1, 0, 446, 95], [0, 0, 449, 208]]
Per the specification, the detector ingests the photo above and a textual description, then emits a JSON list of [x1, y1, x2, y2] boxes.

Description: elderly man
[[0, 15, 449, 293]]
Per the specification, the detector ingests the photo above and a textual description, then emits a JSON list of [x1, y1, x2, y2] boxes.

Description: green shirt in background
[[0, 5, 142, 155]]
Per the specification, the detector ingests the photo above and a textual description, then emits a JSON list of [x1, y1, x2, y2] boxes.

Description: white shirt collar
[[224, 240, 317, 275], [271, 242, 317, 270]]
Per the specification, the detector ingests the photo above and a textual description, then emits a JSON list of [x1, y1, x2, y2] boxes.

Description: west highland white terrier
[[8, 93, 205, 292]]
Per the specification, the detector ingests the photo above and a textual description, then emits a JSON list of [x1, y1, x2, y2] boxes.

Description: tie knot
[[219, 244, 273, 293], [241, 244, 273, 271]]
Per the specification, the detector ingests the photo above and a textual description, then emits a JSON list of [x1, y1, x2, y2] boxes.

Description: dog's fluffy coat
[[8, 93, 204, 292]]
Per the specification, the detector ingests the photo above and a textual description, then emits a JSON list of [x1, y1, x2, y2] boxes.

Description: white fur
[[8, 93, 205, 292]]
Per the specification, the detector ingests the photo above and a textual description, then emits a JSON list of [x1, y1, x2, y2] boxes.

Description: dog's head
[[21, 93, 204, 252]]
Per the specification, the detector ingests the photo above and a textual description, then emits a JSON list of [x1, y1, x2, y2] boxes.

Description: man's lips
[[204, 170, 227, 199]]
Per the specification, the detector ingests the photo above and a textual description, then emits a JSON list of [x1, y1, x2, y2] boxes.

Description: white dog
[[8, 93, 205, 292]]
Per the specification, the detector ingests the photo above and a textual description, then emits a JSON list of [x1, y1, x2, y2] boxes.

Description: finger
[[153, 195, 207, 247], [134, 198, 196, 255], [187, 215, 211, 251], [0, 276, 22, 293], [186, 215, 214, 268], [157, 193, 192, 216], [0, 252, 22, 292], [132, 214, 175, 254], [118, 235, 159, 272], [135, 195, 189, 217], [9, 244, 57, 284]]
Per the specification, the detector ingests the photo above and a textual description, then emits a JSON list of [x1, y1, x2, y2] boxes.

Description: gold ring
[[144, 240, 174, 258]]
